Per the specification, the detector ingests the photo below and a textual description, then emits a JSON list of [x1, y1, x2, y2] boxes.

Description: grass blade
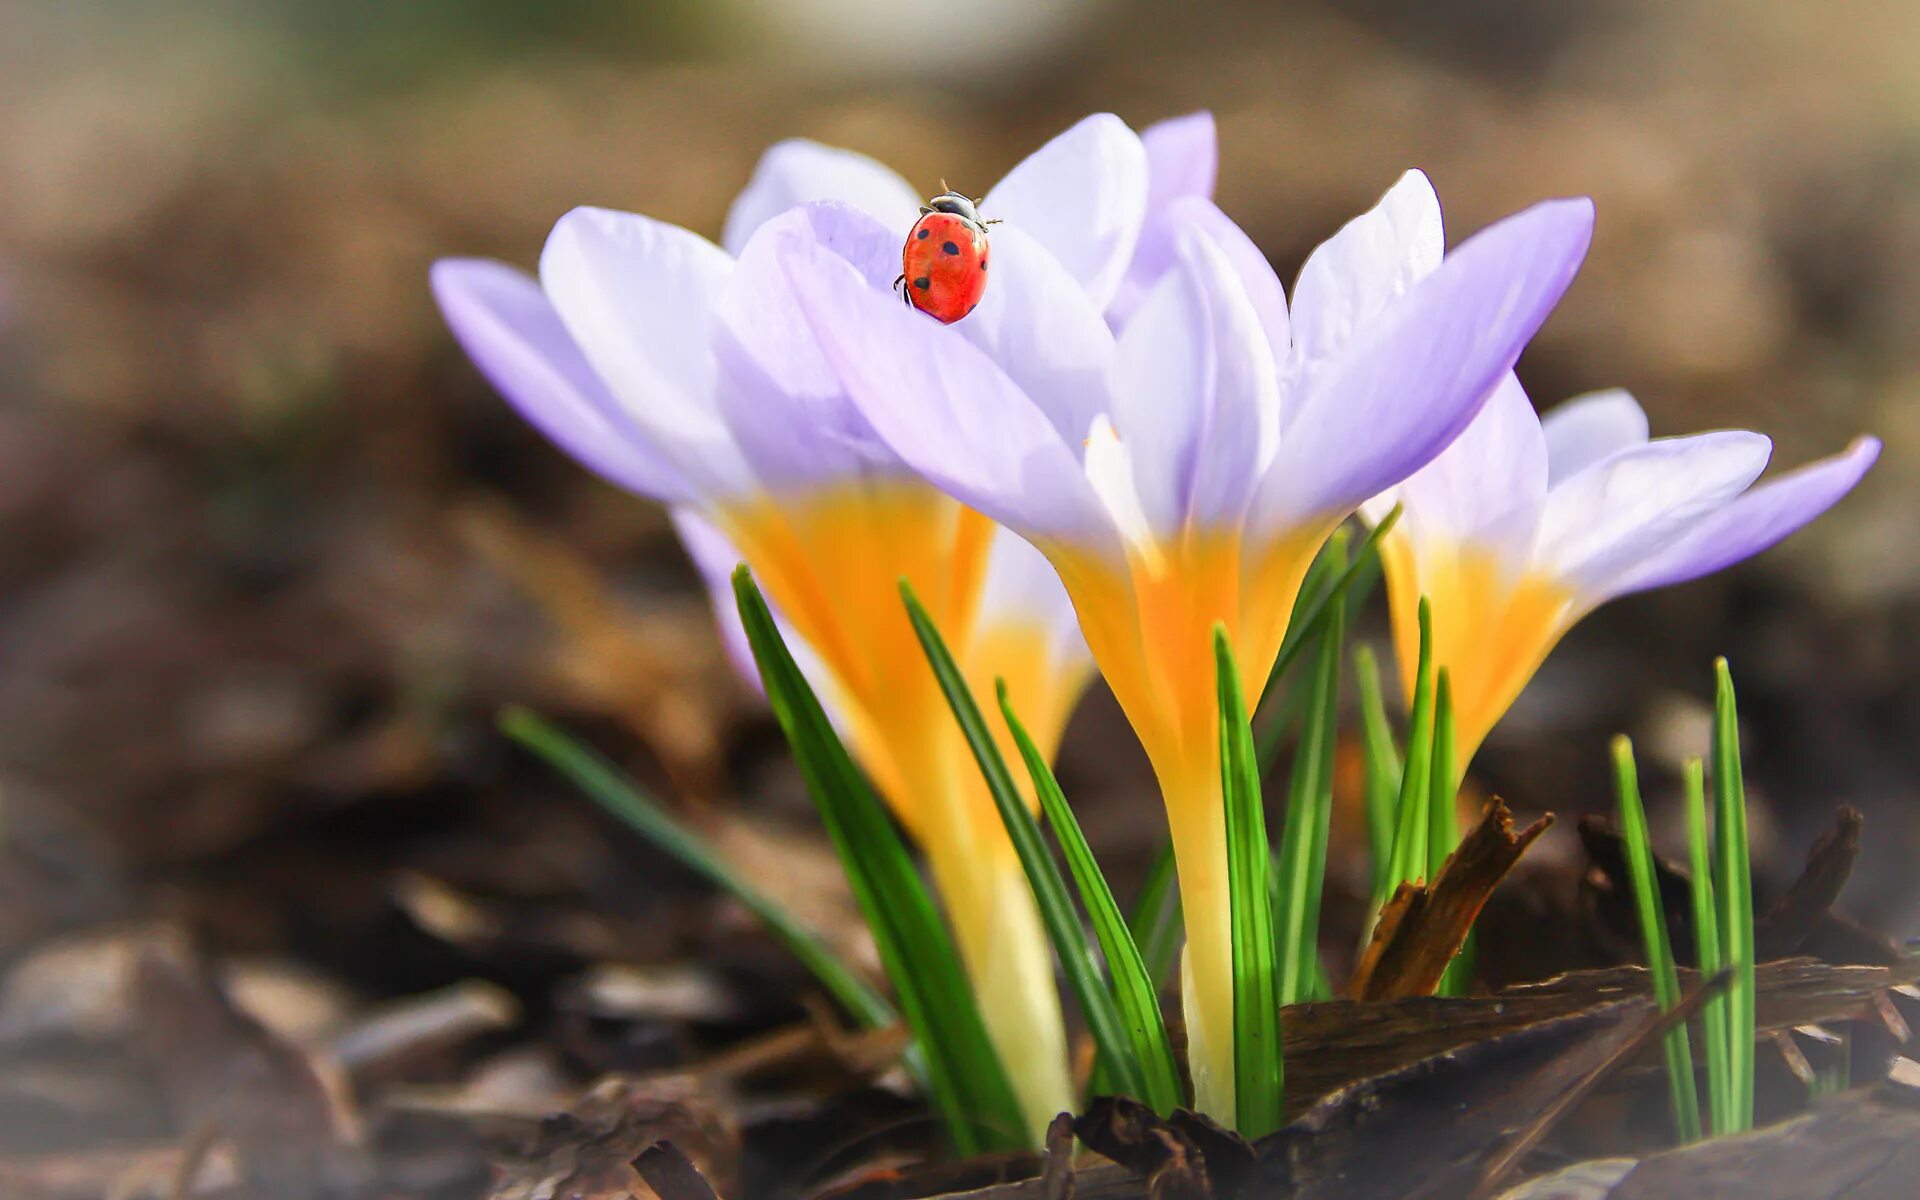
[[901, 583, 1156, 1110], [500, 706, 895, 1031], [733, 566, 1022, 1153], [998, 681, 1184, 1114], [1612, 735, 1702, 1143], [1683, 756, 1732, 1136], [1216, 626, 1283, 1137], [1425, 667, 1458, 882], [1129, 842, 1183, 992], [1354, 643, 1403, 900], [1272, 581, 1344, 1007], [1380, 598, 1435, 910], [1711, 658, 1756, 1132], [1427, 668, 1475, 997]]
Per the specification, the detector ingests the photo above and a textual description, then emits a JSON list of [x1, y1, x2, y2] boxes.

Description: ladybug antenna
[[939, 177, 949, 193]]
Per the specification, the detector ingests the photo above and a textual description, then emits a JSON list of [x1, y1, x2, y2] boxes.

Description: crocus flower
[[431, 114, 1199, 1138], [779, 164, 1595, 1121], [1363, 377, 1879, 768]]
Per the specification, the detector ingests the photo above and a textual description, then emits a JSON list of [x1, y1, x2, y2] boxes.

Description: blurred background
[[0, 0, 1916, 1185]]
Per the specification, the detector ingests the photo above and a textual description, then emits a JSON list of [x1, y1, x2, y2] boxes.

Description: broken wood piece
[[1350, 799, 1553, 1001], [1754, 806, 1862, 960], [635, 1141, 724, 1200]]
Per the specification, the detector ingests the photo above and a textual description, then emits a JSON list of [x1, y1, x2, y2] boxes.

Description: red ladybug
[[896, 189, 994, 324]]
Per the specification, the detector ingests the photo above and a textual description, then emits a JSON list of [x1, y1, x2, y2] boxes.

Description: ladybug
[[896, 188, 995, 324]]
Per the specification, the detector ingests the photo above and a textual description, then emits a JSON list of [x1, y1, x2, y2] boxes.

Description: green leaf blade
[[1353, 643, 1403, 900], [499, 706, 896, 1032], [1379, 598, 1436, 912], [1216, 626, 1283, 1138], [997, 682, 1184, 1115], [900, 582, 1152, 1110], [1272, 581, 1344, 1008], [1684, 756, 1732, 1136], [733, 566, 1022, 1153], [1711, 658, 1756, 1133], [1612, 735, 1702, 1144], [1128, 842, 1183, 993]]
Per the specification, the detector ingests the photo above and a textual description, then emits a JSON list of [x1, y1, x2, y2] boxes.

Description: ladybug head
[[926, 191, 984, 226]]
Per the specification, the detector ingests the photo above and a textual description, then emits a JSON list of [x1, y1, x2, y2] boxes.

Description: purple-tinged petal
[[712, 203, 902, 489], [1289, 169, 1444, 365], [1141, 197, 1289, 357], [1256, 197, 1595, 531], [539, 207, 754, 495], [984, 113, 1149, 310], [721, 138, 921, 257], [779, 235, 1120, 552], [1542, 389, 1649, 485], [1108, 116, 1221, 325], [431, 258, 690, 502], [1109, 218, 1278, 535], [669, 506, 759, 692], [954, 223, 1114, 450], [1611, 436, 1881, 596], [1142, 111, 1217, 208], [1392, 373, 1548, 576], [1534, 431, 1774, 594]]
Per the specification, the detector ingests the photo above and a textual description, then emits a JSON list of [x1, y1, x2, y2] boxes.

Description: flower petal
[[778, 234, 1120, 552], [1178, 198, 1289, 358], [721, 138, 922, 257], [713, 203, 902, 489], [1257, 196, 1596, 530], [1391, 372, 1548, 576], [539, 207, 754, 495], [984, 113, 1149, 310], [1289, 169, 1443, 365], [977, 527, 1090, 674], [1142, 111, 1218, 208], [1534, 431, 1774, 595], [1108, 216, 1279, 534], [1109, 115, 1225, 326], [431, 258, 690, 501], [1542, 388, 1650, 485], [1610, 436, 1881, 596], [669, 506, 759, 690], [953, 222, 1115, 450]]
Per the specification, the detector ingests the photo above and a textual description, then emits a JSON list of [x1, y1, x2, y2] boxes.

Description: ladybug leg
[[893, 273, 913, 309]]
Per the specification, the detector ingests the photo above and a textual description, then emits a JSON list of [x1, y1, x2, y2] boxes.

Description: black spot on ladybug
[[965, 302, 977, 315], [979, 257, 987, 272], [942, 240, 960, 255], [914, 276, 931, 290], [916, 227, 930, 239]]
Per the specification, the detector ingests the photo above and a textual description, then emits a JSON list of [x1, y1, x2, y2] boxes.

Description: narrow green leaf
[[1425, 667, 1458, 883], [1429, 669, 1477, 997], [1711, 658, 1756, 1133], [1272, 585, 1344, 1007], [1612, 735, 1702, 1143], [998, 680, 1184, 1114], [1216, 626, 1283, 1137], [1380, 599, 1435, 911], [500, 706, 895, 1032], [733, 566, 1022, 1154], [901, 582, 1153, 1109], [1354, 643, 1403, 900], [1128, 842, 1183, 992], [1683, 756, 1732, 1136]]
